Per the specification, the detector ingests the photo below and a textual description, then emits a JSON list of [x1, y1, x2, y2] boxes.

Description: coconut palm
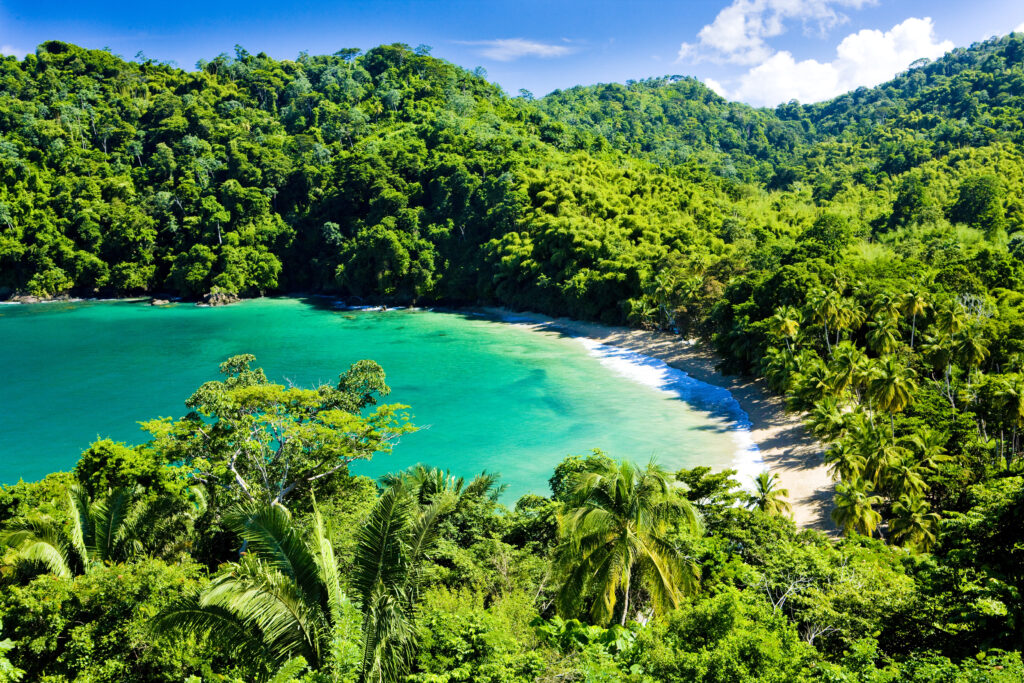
[[954, 328, 990, 370], [829, 341, 868, 399], [808, 396, 845, 441], [866, 315, 901, 355], [996, 374, 1024, 455], [900, 289, 929, 349], [807, 288, 842, 354], [768, 306, 802, 351], [353, 485, 443, 682], [761, 347, 801, 393], [380, 465, 504, 507], [867, 357, 917, 435], [2, 485, 185, 578], [747, 472, 793, 518], [824, 440, 865, 482], [882, 455, 930, 500], [900, 429, 952, 472], [871, 293, 901, 321], [890, 495, 941, 551], [831, 480, 883, 537], [933, 300, 964, 336], [864, 436, 909, 488], [791, 358, 833, 410], [555, 460, 702, 626]]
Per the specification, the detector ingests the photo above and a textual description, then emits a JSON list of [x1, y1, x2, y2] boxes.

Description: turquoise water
[[0, 298, 747, 499]]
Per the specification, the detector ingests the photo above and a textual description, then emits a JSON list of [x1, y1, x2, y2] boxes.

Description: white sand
[[486, 308, 834, 530]]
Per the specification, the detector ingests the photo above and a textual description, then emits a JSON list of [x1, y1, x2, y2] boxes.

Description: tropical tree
[[831, 480, 883, 537], [808, 396, 845, 441], [147, 355, 414, 508], [747, 472, 793, 518], [555, 460, 702, 626], [866, 315, 901, 355], [824, 440, 865, 482], [996, 373, 1024, 455], [352, 484, 444, 682], [2, 485, 187, 578], [890, 495, 941, 551], [768, 305, 802, 351], [867, 357, 918, 435], [829, 341, 868, 399], [806, 288, 842, 354], [900, 289, 929, 348], [153, 500, 362, 679], [153, 483, 442, 682], [882, 455, 930, 500], [900, 428, 952, 471]]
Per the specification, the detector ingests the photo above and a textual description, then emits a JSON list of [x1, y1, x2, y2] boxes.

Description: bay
[[0, 298, 749, 499]]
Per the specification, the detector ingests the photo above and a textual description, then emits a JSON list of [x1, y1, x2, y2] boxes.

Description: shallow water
[[0, 298, 754, 499]]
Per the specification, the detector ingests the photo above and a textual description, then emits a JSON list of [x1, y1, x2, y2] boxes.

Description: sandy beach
[[485, 308, 834, 530]]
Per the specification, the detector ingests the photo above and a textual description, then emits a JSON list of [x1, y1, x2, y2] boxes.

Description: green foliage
[[4, 30, 1024, 681]]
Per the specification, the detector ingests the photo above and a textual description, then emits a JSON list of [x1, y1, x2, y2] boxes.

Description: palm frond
[[225, 502, 323, 606], [351, 487, 411, 607]]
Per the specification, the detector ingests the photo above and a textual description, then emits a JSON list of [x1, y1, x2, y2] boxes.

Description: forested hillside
[[2, 34, 1024, 681]]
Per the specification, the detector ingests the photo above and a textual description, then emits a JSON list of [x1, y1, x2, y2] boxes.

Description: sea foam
[[570, 336, 764, 486], [575, 338, 764, 485]]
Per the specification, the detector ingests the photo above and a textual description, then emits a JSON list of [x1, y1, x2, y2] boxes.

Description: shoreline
[[482, 307, 834, 531], [5, 295, 834, 528]]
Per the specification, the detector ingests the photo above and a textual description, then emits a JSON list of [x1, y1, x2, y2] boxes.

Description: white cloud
[[1015, 22, 1024, 33], [1, 45, 27, 59], [719, 17, 953, 107], [455, 38, 574, 62], [678, 0, 877, 65], [704, 77, 729, 98]]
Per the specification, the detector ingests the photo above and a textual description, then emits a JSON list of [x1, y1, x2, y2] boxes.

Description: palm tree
[[808, 396, 845, 441], [871, 293, 901, 321], [900, 289, 929, 349], [2, 485, 184, 577], [555, 460, 702, 626], [867, 357, 918, 436], [831, 479, 883, 537], [829, 341, 868, 399], [791, 358, 833, 410], [954, 328, 990, 371], [381, 465, 504, 507], [153, 501, 357, 676], [353, 485, 443, 682], [768, 306, 802, 351], [824, 440, 865, 482], [747, 472, 793, 518], [866, 315, 901, 355], [996, 374, 1024, 455], [900, 428, 951, 472], [807, 288, 842, 354], [882, 455, 929, 500], [864, 436, 909, 489], [890, 495, 941, 551], [154, 487, 441, 681], [933, 300, 964, 337]]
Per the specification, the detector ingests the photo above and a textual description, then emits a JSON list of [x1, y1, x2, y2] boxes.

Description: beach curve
[[485, 308, 834, 531]]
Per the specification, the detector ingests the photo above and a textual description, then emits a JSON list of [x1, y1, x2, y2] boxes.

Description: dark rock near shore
[[198, 291, 241, 307]]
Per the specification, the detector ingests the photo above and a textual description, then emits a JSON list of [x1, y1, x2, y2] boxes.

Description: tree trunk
[[620, 570, 631, 627]]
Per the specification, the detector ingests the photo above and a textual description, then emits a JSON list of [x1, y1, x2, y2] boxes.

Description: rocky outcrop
[[198, 291, 241, 307]]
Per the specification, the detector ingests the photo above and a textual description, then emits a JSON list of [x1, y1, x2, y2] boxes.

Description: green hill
[[2, 35, 1024, 681]]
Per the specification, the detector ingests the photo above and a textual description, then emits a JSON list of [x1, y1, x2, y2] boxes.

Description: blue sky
[[2, 1, 1023, 106]]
